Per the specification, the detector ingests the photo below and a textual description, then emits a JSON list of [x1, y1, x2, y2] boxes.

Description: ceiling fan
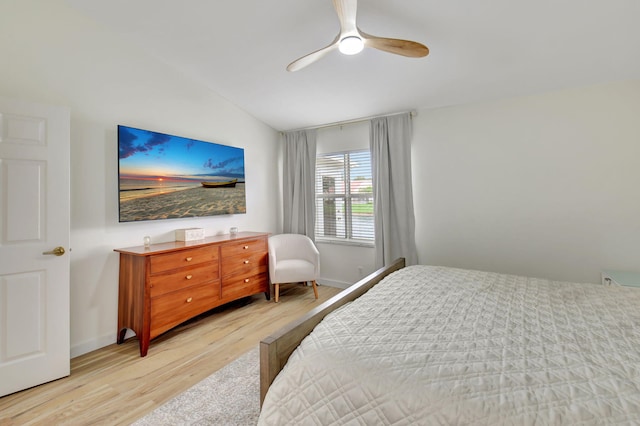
[[287, 0, 429, 72]]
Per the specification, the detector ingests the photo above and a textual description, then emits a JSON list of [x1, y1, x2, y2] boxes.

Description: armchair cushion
[[272, 259, 316, 284]]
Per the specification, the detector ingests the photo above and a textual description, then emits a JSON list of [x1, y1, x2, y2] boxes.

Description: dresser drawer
[[222, 267, 268, 300], [150, 281, 219, 339], [220, 238, 266, 258], [221, 251, 267, 278], [150, 263, 219, 298], [150, 246, 218, 274]]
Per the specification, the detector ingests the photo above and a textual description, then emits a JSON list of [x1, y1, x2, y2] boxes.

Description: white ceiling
[[65, 0, 640, 131]]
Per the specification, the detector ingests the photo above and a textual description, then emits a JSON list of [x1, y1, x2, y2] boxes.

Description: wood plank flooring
[[0, 284, 343, 426]]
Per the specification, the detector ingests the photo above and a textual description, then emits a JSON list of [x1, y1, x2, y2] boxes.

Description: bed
[[259, 259, 640, 424]]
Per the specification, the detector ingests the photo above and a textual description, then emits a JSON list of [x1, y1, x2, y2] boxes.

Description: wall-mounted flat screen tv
[[118, 125, 246, 222]]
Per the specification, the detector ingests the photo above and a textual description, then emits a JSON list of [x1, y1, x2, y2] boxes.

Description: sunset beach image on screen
[[118, 125, 246, 222]]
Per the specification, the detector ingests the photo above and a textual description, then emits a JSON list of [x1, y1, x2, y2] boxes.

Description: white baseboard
[[318, 278, 351, 289], [71, 332, 117, 358]]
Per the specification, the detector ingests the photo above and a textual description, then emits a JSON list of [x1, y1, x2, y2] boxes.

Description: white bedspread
[[258, 265, 640, 425]]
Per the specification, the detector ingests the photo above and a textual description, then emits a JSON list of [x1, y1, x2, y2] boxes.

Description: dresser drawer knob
[[185, 257, 193, 262], [186, 297, 193, 303], [244, 278, 250, 283], [243, 260, 249, 264], [243, 245, 249, 250], [186, 275, 193, 280]]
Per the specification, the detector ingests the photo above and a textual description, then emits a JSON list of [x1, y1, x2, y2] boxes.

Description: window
[[315, 150, 374, 244]]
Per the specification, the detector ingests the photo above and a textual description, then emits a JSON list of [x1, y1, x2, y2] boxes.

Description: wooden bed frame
[[259, 257, 406, 405]]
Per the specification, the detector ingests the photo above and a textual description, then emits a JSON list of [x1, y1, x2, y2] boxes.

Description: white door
[[0, 97, 70, 397]]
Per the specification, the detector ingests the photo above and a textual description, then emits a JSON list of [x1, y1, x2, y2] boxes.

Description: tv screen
[[118, 125, 246, 222]]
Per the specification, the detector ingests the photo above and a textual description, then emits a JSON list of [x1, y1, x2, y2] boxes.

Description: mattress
[[258, 265, 640, 425]]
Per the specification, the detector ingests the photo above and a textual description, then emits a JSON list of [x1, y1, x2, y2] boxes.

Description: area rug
[[132, 347, 260, 425]]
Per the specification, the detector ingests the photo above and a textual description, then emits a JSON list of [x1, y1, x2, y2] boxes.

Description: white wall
[[0, 0, 279, 356], [412, 80, 640, 283], [315, 122, 376, 287]]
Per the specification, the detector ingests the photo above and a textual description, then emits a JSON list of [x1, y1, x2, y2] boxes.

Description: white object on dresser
[[175, 227, 205, 241], [601, 269, 640, 288]]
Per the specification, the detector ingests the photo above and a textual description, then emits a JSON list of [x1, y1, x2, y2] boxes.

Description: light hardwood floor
[[0, 284, 343, 426]]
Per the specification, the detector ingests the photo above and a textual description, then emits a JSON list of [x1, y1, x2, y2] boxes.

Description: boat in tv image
[[118, 125, 246, 222], [201, 179, 237, 188]]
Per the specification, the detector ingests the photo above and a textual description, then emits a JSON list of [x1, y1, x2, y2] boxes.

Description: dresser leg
[[140, 339, 149, 357], [117, 328, 127, 344]]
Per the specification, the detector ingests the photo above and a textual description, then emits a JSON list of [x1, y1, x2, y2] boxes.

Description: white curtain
[[282, 129, 317, 240], [370, 113, 418, 267]]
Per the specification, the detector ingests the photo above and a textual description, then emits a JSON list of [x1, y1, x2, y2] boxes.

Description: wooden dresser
[[114, 231, 269, 356]]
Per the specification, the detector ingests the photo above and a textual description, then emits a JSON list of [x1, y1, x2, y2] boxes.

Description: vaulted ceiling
[[66, 0, 640, 131]]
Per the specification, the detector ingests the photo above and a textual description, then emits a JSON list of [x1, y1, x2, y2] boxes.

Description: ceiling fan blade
[[333, 0, 358, 35], [361, 31, 429, 58], [287, 38, 339, 72]]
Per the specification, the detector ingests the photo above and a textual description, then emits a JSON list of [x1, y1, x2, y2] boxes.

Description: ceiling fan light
[[339, 36, 364, 55]]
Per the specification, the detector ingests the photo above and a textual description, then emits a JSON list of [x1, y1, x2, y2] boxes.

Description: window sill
[[316, 238, 374, 248]]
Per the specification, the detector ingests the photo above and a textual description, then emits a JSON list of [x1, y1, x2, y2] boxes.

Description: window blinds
[[315, 150, 374, 243]]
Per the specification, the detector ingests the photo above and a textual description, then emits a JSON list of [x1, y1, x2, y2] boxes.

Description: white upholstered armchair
[[268, 234, 320, 303]]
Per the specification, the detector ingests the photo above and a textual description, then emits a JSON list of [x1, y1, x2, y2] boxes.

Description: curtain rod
[[281, 110, 416, 134]]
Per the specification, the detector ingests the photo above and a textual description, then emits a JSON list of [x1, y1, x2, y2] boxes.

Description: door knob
[[43, 246, 65, 256]]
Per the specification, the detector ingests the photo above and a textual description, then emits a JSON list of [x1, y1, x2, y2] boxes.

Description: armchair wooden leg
[[311, 280, 318, 299], [274, 283, 280, 303]]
